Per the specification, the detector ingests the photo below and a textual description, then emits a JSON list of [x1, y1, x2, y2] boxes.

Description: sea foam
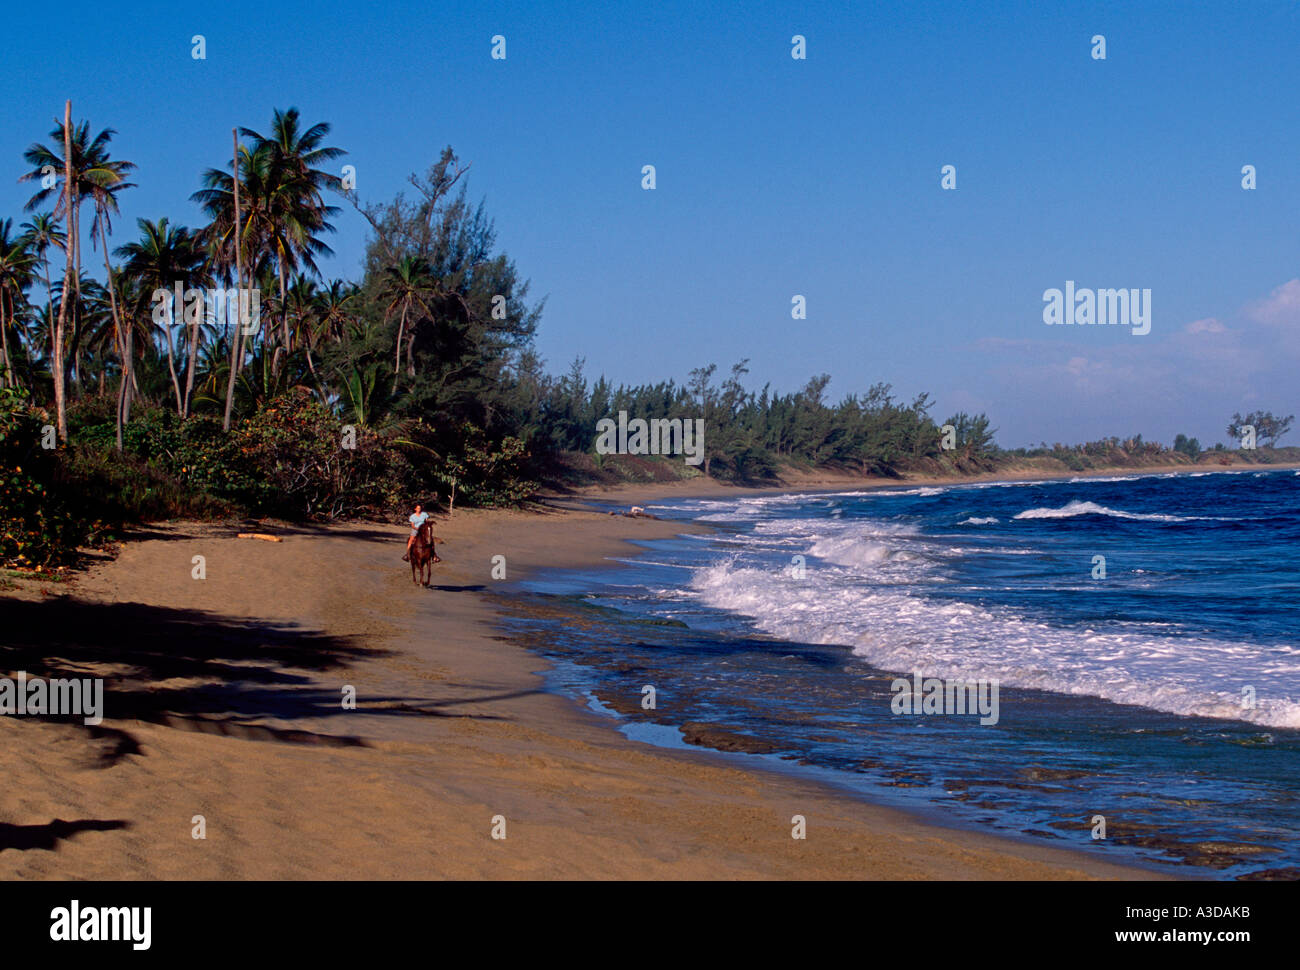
[[1013, 500, 1203, 522], [686, 516, 1300, 729]]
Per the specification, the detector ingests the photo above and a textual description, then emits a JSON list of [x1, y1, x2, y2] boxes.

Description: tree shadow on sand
[[0, 597, 516, 764], [0, 818, 130, 854]]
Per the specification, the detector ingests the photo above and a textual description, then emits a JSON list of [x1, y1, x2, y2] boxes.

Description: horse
[[409, 520, 442, 587]]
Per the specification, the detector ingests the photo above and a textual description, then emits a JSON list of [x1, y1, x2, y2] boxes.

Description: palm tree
[[379, 256, 434, 393], [193, 108, 343, 376], [20, 104, 73, 436], [239, 109, 345, 354], [86, 151, 135, 431], [340, 359, 384, 427], [116, 218, 208, 417], [283, 273, 321, 378], [242, 108, 347, 190], [190, 333, 236, 413], [21, 110, 133, 436], [19, 213, 63, 356], [314, 279, 360, 343], [224, 129, 246, 431], [192, 132, 255, 429], [0, 221, 35, 387]]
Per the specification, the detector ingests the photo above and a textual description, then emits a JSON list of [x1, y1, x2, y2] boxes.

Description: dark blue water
[[502, 469, 1300, 877]]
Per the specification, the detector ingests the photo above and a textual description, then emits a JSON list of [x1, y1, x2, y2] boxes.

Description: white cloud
[[1246, 279, 1300, 326], [966, 280, 1300, 444]]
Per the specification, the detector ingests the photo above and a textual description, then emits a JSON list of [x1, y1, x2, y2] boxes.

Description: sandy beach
[[0, 486, 1171, 881]]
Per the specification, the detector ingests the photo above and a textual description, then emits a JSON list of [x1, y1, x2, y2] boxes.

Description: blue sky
[[2, 0, 1297, 447]]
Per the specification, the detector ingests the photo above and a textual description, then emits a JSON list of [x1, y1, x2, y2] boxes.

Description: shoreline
[[547, 459, 1300, 508], [1, 504, 1161, 879]]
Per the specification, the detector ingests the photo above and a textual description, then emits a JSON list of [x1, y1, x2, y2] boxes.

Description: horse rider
[[402, 502, 430, 562]]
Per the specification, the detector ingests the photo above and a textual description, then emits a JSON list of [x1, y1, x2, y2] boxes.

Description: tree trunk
[[1, 291, 12, 387], [97, 214, 129, 450], [111, 288, 129, 451], [270, 260, 288, 376], [68, 148, 83, 408], [392, 306, 407, 393], [52, 100, 72, 442], [223, 128, 244, 432], [116, 347, 127, 451], [162, 298, 184, 414], [183, 302, 199, 418], [122, 323, 135, 425], [40, 257, 53, 394], [279, 262, 289, 353]]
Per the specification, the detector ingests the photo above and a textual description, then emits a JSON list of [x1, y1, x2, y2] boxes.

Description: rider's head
[[414, 503, 422, 513]]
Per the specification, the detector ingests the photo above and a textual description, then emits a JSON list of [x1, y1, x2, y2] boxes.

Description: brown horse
[[409, 521, 442, 587]]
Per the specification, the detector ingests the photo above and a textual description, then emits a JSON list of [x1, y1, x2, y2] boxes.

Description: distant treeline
[[516, 358, 994, 480]]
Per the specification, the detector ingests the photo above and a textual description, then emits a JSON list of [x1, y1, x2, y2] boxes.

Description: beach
[[0, 491, 1158, 880]]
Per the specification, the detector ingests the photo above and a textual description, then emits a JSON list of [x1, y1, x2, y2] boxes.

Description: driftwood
[[236, 533, 283, 542]]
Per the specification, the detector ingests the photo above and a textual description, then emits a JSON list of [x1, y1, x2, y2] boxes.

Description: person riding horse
[[402, 503, 440, 563]]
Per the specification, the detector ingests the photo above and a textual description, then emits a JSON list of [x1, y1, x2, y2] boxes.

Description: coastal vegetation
[[1, 106, 1295, 568]]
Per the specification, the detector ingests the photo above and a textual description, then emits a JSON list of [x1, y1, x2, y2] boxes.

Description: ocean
[[502, 468, 1300, 878]]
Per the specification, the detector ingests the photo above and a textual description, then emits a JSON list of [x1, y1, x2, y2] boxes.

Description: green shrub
[[421, 421, 535, 508], [187, 389, 407, 518], [0, 387, 112, 567]]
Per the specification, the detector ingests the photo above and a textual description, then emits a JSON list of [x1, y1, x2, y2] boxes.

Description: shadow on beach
[[1, 591, 536, 762], [0, 818, 131, 855], [0, 597, 490, 764]]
